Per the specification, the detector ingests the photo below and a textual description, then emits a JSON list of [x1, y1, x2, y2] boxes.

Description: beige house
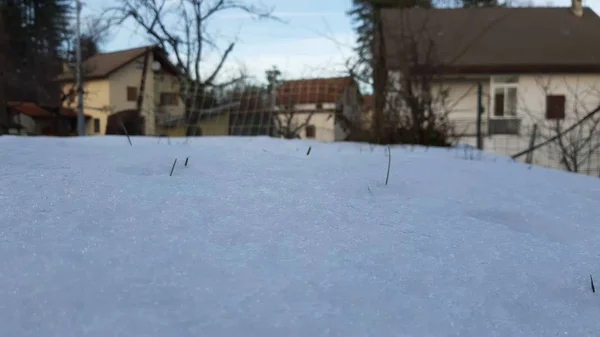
[[274, 77, 362, 141], [380, 2, 600, 175], [57, 45, 225, 136]]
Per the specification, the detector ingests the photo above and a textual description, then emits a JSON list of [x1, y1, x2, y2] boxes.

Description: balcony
[[488, 117, 521, 135]]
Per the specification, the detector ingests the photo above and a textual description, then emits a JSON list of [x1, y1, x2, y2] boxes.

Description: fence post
[[525, 123, 538, 164], [476, 82, 483, 150]]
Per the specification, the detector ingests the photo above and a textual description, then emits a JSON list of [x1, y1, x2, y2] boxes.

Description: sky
[[81, 0, 600, 84]]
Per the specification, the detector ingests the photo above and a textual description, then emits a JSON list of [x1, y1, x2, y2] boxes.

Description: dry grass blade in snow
[[1, 136, 600, 336]]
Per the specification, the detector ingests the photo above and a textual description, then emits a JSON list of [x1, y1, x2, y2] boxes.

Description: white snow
[[1, 135, 600, 337]]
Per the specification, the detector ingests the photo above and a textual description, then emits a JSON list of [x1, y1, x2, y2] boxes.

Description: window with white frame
[[490, 76, 519, 118]]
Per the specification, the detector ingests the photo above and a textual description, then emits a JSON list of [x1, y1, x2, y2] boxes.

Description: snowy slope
[[1, 135, 600, 337]]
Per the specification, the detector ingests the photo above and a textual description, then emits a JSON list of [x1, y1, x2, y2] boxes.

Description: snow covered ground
[[1, 135, 600, 337]]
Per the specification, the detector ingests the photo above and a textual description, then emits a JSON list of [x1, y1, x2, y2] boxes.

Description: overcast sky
[[82, 0, 600, 83]]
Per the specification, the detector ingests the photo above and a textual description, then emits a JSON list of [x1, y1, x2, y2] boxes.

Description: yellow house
[[56, 45, 228, 136]]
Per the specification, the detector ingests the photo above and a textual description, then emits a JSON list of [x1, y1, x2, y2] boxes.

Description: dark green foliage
[[0, 0, 71, 104], [348, 0, 434, 83]]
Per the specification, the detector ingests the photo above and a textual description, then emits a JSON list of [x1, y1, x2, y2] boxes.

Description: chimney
[[571, 0, 583, 17]]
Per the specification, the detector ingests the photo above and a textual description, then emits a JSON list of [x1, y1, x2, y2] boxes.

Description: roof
[[276, 77, 355, 105], [381, 7, 600, 73], [8, 102, 90, 119], [56, 45, 180, 81]]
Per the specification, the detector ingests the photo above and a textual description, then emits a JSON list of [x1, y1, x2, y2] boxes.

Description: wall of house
[[153, 64, 185, 129], [387, 71, 600, 175], [108, 55, 157, 135], [61, 79, 110, 135], [456, 74, 600, 175], [386, 71, 487, 138], [275, 110, 336, 141], [442, 78, 490, 138], [159, 112, 230, 137], [197, 112, 230, 136]]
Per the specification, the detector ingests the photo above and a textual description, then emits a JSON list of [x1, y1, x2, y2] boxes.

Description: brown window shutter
[[127, 87, 137, 102], [546, 95, 565, 120], [305, 125, 316, 138]]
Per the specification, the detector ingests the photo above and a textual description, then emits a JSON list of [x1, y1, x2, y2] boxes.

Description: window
[[492, 86, 517, 117], [127, 87, 137, 101], [93, 118, 100, 133], [160, 92, 178, 106], [305, 125, 316, 138], [546, 95, 565, 120]]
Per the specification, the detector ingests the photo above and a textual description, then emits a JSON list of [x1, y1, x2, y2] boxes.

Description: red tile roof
[[276, 77, 355, 105], [8, 102, 90, 118], [11, 103, 52, 118]]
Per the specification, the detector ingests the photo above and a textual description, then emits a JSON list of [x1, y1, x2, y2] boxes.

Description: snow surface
[[1, 135, 600, 337]]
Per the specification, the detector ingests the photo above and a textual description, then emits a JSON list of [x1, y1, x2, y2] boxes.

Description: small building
[[7, 102, 90, 136], [274, 77, 362, 141]]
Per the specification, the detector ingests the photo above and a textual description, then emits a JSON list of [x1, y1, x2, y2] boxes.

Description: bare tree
[[264, 65, 317, 139], [521, 76, 600, 173], [346, 3, 507, 146], [345, 10, 462, 145], [271, 99, 316, 139], [59, 14, 113, 109], [106, 0, 276, 134]]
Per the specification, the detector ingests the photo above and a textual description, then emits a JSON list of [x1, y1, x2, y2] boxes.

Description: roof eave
[[388, 64, 600, 75]]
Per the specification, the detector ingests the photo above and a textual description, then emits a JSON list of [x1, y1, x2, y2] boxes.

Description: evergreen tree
[[348, 0, 432, 143], [0, 0, 71, 104]]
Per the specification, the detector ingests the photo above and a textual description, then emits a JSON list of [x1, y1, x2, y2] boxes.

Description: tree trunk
[[372, 5, 388, 144]]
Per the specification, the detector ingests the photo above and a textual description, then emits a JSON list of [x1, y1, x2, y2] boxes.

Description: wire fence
[[144, 78, 363, 143], [9, 72, 600, 177], [452, 116, 600, 177]]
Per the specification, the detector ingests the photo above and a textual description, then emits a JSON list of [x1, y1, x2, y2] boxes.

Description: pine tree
[[348, 0, 432, 143], [0, 0, 71, 103]]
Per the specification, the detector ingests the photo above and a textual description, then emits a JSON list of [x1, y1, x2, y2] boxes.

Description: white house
[[274, 77, 362, 142], [381, 1, 600, 175]]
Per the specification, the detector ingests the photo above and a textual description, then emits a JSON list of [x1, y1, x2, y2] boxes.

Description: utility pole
[[476, 82, 483, 150], [75, 0, 85, 136], [266, 66, 280, 136]]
